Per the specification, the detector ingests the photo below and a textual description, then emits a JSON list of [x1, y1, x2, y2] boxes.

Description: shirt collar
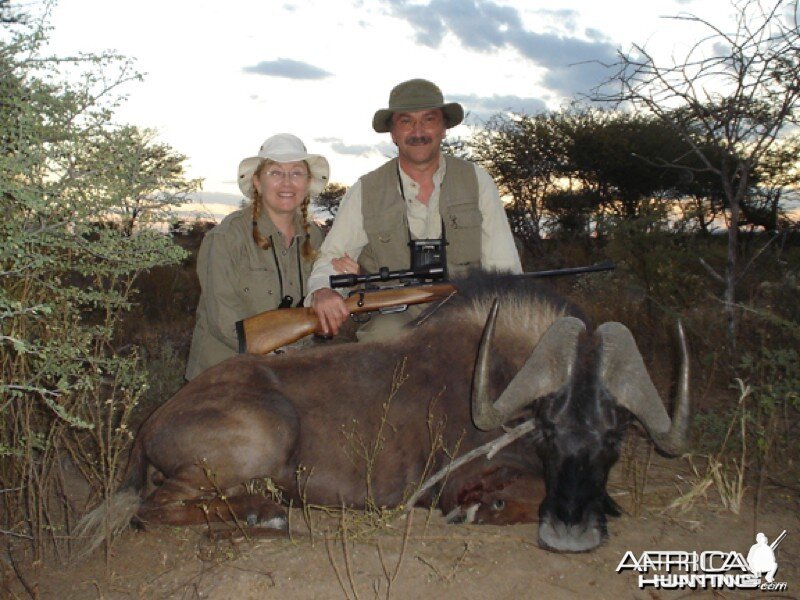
[[250, 205, 305, 240], [397, 152, 447, 192]]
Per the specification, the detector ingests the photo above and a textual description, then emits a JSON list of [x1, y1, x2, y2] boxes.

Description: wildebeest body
[[133, 307, 544, 510], [78, 273, 688, 555]]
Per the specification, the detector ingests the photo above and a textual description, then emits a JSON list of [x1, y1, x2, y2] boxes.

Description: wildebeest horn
[[597, 321, 690, 456], [472, 299, 586, 431]]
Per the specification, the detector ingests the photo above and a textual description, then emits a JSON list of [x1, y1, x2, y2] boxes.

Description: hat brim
[[372, 102, 464, 133], [237, 154, 330, 198]]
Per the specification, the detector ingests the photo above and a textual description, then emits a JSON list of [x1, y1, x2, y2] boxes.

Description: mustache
[[403, 135, 433, 146]]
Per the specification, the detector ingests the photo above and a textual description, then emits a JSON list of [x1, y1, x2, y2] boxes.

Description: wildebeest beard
[[404, 135, 433, 145]]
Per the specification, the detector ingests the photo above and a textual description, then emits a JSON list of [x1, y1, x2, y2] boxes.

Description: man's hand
[[310, 288, 350, 335]]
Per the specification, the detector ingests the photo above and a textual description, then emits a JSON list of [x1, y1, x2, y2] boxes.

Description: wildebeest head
[[472, 301, 690, 552]]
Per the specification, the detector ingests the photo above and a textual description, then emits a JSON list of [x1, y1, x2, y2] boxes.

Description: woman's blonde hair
[[250, 159, 317, 260]]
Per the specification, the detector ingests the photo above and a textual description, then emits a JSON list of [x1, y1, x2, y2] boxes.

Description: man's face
[[390, 109, 446, 166]]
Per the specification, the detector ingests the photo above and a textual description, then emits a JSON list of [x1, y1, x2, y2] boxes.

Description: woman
[[185, 134, 329, 380]]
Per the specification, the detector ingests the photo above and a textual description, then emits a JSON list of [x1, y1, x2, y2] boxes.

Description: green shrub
[[0, 15, 190, 560]]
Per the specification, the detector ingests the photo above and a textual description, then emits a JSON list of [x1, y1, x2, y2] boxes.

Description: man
[[307, 78, 521, 338], [747, 532, 778, 583]]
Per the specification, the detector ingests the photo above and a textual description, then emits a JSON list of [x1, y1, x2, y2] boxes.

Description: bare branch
[[402, 419, 536, 512]]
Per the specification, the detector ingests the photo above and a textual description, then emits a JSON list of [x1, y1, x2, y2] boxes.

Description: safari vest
[[358, 156, 482, 278]]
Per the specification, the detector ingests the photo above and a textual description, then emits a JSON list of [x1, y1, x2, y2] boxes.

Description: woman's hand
[[331, 254, 360, 276]]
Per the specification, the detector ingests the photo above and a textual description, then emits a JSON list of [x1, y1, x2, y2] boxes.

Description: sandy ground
[[6, 446, 799, 600]]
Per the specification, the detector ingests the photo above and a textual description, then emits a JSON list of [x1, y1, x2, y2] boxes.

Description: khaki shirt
[[306, 154, 521, 301], [186, 206, 323, 380]]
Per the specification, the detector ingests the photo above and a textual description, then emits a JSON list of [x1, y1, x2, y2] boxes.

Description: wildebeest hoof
[[259, 515, 288, 530], [445, 504, 478, 524], [445, 507, 462, 523]]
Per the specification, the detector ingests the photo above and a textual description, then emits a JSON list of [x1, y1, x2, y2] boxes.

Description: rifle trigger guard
[[356, 291, 365, 308]]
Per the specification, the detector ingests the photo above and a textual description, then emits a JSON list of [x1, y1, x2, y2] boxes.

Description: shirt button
[[243, 287, 249, 293], [281, 250, 287, 256]]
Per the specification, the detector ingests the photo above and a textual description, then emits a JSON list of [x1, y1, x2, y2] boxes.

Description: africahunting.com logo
[[616, 530, 788, 591]]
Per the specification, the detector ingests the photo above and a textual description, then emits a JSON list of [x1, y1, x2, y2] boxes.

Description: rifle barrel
[[770, 530, 787, 551], [522, 260, 615, 279]]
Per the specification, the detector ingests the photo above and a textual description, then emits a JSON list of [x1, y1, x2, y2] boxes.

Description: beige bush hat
[[237, 133, 330, 198], [372, 78, 464, 133]]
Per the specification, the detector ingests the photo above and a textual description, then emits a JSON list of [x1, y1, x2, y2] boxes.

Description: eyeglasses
[[265, 169, 309, 182]]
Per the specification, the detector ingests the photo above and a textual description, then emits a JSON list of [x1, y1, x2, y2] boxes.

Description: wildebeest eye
[[491, 498, 505, 511]]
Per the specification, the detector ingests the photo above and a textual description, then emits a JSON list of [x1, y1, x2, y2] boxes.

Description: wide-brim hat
[[372, 78, 464, 133], [237, 133, 330, 198]]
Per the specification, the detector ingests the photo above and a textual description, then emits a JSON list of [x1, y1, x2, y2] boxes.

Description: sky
[[40, 0, 751, 222]]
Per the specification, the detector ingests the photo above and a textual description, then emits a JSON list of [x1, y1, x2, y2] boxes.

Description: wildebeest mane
[[412, 270, 588, 351]]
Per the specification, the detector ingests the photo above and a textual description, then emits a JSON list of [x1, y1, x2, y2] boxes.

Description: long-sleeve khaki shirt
[[186, 206, 323, 380], [305, 155, 521, 301]]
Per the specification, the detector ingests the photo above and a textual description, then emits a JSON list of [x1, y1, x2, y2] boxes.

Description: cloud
[[375, 141, 398, 157], [331, 142, 374, 156], [242, 58, 332, 80], [450, 93, 548, 122], [534, 8, 579, 33], [315, 137, 396, 158], [383, 0, 618, 97]]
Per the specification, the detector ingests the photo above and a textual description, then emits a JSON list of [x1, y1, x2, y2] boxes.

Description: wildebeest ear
[[596, 321, 690, 456], [472, 301, 586, 431]]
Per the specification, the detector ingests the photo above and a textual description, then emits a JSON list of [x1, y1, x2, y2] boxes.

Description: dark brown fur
[[76, 274, 584, 554]]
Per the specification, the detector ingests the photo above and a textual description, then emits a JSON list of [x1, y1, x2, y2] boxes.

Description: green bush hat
[[237, 133, 330, 198], [372, 79, 465, 133]]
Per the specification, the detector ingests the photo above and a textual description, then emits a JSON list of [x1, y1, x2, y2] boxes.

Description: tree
[[559, 109, 696, 222], [742, 135, 800, 231], [468, 113, 570, 252], [1, 9, 191, 559], [313, 181, 347, 228], [87, 125, 201, 234], [595, 0, 800, 347], [466, 109, 701, 249]]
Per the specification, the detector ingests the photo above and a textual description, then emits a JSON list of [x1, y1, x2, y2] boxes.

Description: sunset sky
[[41, 0, 768, 221]]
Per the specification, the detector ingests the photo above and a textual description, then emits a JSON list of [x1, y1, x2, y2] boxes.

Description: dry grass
[[665, 379, 750, 515]]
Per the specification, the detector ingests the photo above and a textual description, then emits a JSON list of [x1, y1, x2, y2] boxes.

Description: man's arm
[[305, 180, 370, 300], [305, 180, 370, 334], [474, 164, 523, 274]]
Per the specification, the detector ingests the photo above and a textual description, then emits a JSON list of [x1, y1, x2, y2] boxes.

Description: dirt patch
[[6, 450, 799, 599]]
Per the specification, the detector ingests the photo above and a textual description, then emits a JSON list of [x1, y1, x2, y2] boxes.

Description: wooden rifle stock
[[236, 282, 457, 355]]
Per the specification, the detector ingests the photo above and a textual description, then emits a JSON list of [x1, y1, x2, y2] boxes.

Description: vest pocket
[[445, 206, 482, 267], [446, 206, 482, 230]]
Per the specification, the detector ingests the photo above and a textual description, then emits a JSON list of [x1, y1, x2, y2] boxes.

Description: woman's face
[[252, 160, 310, 218]]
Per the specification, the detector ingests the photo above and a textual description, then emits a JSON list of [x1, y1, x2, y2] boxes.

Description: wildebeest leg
[[135, 470, 286, 530], [136, 492, 287, 530]]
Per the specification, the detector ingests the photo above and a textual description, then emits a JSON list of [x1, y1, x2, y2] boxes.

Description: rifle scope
[[330, 265, 445, 289]]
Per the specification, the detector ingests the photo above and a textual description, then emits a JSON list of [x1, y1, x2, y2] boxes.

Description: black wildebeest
[[77, 272, 688, 554]]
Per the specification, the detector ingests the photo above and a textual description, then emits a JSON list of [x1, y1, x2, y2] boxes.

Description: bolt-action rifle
[[236, 266, 451, 355], [235, 260, 615, 355]]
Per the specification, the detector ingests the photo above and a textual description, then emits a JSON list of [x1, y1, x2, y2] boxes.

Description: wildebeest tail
[[72, 437, 146, 560]]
